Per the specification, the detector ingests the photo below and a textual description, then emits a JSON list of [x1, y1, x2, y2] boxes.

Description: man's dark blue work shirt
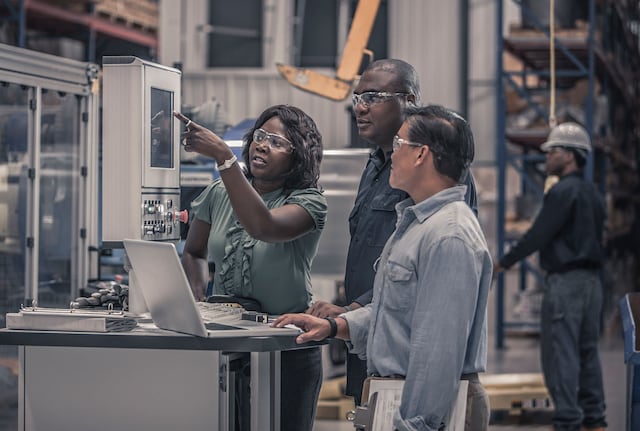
[[344, 148, 478, 306], [499, 171, 605, 273]]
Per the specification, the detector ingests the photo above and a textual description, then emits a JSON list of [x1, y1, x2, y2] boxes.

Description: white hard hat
[[540, 122, 591, 154]]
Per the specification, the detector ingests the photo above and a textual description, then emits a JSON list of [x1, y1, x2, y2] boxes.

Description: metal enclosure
[[19, 346, 225, 431], [0, 44, 99, 308], [101, 56, 182, 247]]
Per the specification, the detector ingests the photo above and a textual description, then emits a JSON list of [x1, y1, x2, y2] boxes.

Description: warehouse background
[[0, 0, 638, 367], [0, 1, 638, 429]]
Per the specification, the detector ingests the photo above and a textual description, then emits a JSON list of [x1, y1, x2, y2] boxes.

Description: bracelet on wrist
[[217, 154, 237, 172], [324, 317, 338, 338], [343, 305, 352, 312]]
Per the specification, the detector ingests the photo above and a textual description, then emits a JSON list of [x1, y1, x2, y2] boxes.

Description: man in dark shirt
[[494, 122, 607, 431], [307, 58, 477, 405]]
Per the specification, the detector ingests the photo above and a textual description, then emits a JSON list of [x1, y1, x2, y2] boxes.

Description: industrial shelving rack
[[0, 0, 158, 62], [494, 0, 640, 348]]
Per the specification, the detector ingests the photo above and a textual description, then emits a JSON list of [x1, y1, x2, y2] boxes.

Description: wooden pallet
[[319, 375, 346, 400], [480, 372, 551, 411], [508, 21, 590, 39], [94, 0, 158, 33], [316, 373, 550, 419], [316, 397, 355, 421], [316, 376, 355, 420]]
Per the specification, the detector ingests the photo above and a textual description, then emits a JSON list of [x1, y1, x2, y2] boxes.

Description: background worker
[[175, 105, 326, 431], [277, 105, 492, 431], [494, 122, 607, 431], [307, 58, 478, 405]]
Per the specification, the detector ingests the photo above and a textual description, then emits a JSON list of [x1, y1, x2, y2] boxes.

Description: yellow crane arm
[[276, 0, 381, 101], [337, 0, 380, 81]]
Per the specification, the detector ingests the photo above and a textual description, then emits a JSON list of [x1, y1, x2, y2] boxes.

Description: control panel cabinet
[[102, 56, 182, 247]]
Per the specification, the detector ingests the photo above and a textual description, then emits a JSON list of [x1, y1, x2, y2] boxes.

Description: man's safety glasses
[[392, 135, 424, 151], [351, 91, 408, 109]]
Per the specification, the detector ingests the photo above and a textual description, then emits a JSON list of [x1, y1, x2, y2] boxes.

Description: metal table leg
[[250, 351, 280, 431]]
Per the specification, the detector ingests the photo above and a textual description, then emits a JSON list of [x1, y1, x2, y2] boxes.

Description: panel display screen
[[150, 88, 174, 168]]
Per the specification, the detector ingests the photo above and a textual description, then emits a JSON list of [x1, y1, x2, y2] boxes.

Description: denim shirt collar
[[395, 185, 468, 224]]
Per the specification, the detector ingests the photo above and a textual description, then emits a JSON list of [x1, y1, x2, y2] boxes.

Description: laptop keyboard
[[196, 302, 244, 324]]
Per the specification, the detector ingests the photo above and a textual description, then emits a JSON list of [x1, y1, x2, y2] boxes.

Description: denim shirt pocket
[[383, 260, 415, 311]]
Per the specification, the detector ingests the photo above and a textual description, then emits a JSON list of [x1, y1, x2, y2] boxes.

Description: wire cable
[[549, 0, 557, 128]]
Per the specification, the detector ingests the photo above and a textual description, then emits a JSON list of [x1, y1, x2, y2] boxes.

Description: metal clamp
[[347, 391, 378, 430]]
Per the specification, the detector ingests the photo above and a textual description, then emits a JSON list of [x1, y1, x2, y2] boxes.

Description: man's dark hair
[[364, 59, 421, 104], [242, 105, 323, 190], [405, 105, 475, 183]]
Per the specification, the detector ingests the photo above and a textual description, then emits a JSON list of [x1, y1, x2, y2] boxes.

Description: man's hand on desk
[[272, 314, 331, 344]]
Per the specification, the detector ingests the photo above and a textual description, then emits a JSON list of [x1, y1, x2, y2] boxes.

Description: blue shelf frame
[[494, 0, 597, 348]]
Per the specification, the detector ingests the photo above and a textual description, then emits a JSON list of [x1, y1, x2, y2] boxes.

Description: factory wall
[[159, 0, 503, 162]]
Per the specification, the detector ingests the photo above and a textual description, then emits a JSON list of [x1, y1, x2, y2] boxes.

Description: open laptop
[[122, 239, 300, 338]]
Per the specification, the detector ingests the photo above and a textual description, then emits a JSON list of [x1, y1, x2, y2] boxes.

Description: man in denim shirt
[[276, 105, 492, 431], [307, 59, 478, 406]]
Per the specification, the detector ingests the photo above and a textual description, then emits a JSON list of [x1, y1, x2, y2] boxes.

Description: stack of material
[[94, 0, 159, 33], [480, 372, 551, 412], [315, 376, 355, 421], [39, 0, 160, 35]]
